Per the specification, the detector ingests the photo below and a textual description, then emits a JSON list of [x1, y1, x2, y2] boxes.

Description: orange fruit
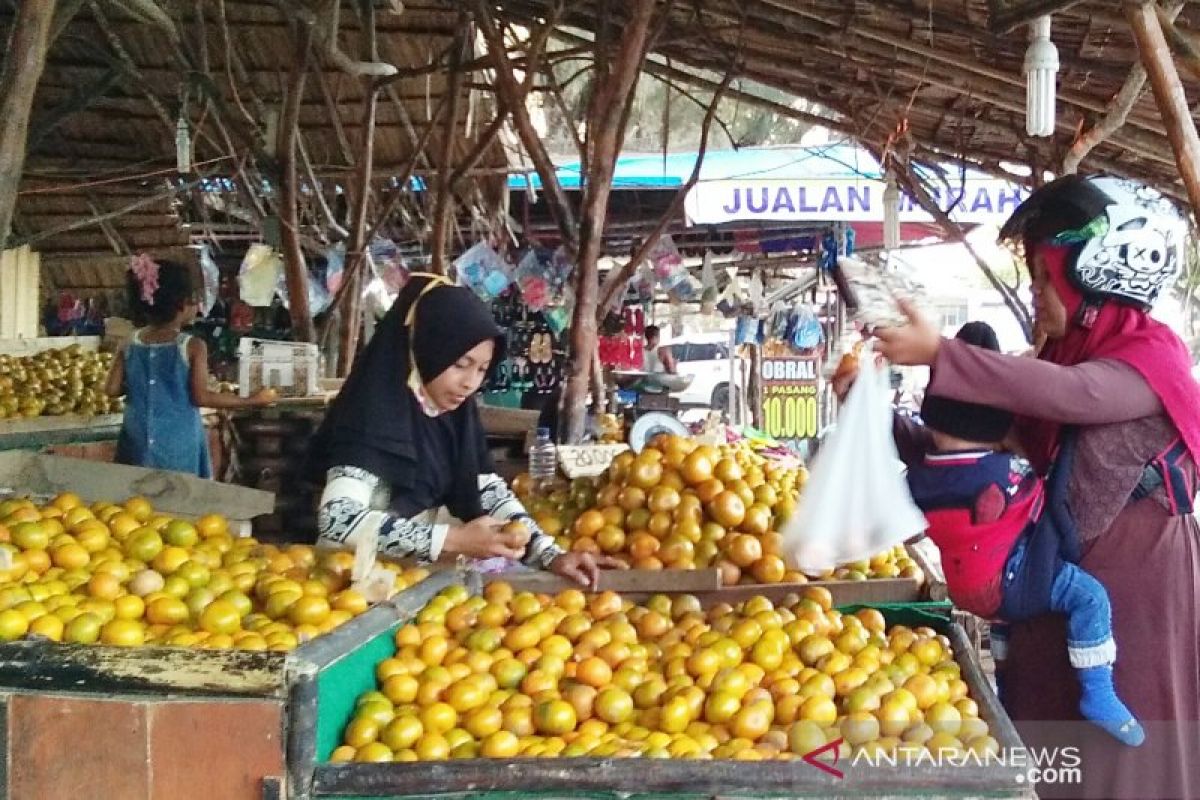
[[196, 514, 229, 539], [0, 609, 29, 641], [709, 492, 746, 529], [576, 656, 613, 688], [480, 730, 520, 758], [573, 510, 605, 539], [289, 596, 331, 627], [750, 554, 787, 584], [199, 599, 242, 635], [628, 459, 664, 491], [146, 597, 189, 625], [534, 699, 577, 735], [726, 534, 763, 569], [618, 487, 647, 511], [741, 504, 772, 536], [100, 619, 145, 647], [123, 497, 154, 523]]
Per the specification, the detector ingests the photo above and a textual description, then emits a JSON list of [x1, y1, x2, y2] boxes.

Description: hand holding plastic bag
[[781, 345, 926, 574]]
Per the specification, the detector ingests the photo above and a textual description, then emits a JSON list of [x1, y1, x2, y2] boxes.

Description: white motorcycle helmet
[[999, 174, 1186, 310]]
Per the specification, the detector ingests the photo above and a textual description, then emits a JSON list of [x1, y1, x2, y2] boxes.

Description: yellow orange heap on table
[[517, 434, 923, 586], [0, 493, 427, 650], [332, 582, 995, 763]]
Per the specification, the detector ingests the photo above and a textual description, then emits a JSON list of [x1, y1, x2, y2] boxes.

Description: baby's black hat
[[920, 322, 1013, 443]]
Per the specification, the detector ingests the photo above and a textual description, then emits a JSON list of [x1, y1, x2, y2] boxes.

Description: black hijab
[[308, 275, 506, 521]]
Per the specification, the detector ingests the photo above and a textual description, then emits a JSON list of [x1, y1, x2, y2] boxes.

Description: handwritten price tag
[[557, 444, 630, 479]]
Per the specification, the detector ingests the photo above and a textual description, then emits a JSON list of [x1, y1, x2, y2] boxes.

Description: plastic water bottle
[[529, 427, 557, 490]]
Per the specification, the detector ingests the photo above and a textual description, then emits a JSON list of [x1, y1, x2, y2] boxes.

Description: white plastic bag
[[238, 244, 283, 307], [781, 346, 926, 574]]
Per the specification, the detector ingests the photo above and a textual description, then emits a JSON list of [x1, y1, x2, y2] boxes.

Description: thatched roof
[[5, 0, 1199, 262], [501, 0, 1198, 198], [3, 0, 507, 257]]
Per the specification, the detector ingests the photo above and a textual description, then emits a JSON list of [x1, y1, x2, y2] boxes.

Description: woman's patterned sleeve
[[317, 466, 449, 562], [477, 473, 565, 570]]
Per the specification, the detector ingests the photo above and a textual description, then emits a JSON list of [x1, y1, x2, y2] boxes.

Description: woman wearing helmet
[[876, 175, 1199, 799]]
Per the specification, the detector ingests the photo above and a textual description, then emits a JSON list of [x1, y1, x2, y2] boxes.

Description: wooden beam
[[9, 180, 199, 249], [988, 0, 1090, 33], [1125, 0, 1200, 229], [0, 0, 58, 250], [1065, 1, 1185, 174]]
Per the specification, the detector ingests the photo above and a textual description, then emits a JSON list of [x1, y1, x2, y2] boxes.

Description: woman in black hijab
[[310, 275, 616, 586]]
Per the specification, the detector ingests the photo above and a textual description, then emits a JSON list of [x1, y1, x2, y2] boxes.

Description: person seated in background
[[906, 322, 1143, 747], [643, 325, 677, 374]]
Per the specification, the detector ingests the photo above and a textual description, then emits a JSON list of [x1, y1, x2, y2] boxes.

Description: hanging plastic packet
[[648, 234, 685, 286], [634, 260, 655, 306], [836, 255, 923, 329], [549, 247, 575, 305], [198, 243, 220, 316], [515, 248, 554, 310], [369, 238, 411, 292], [735, 315, 759, 346], [275, 263, 332, 315], [769, 303, 790, 341], [748, 272, 765, 315], [238, 243, 283, 307], [665, 272, 698, 303], [324, 243, 346, 294], [791, 305, 824, 350], [544, 306, 571, 336], [455, 241, 511, 302]]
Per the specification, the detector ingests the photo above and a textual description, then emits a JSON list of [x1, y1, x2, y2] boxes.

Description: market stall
[[296, 572, 1032, 799]]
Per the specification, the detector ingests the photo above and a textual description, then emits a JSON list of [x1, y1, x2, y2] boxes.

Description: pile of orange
[[331, 582, 995, 763], [0, 493, 428, 650], [519, 435, 923, 586]]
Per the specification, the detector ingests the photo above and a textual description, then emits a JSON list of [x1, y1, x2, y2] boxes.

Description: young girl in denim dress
[[105, 255, 274, 477]]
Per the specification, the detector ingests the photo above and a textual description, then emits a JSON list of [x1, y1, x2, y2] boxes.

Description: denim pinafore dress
[[115, 330, 212, 478]]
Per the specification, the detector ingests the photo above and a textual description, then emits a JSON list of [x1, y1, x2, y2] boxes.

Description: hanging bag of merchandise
[[781, 342, 926, 573]]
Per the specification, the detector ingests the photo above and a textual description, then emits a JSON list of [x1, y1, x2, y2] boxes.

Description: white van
[[663, 332, 741, 409]]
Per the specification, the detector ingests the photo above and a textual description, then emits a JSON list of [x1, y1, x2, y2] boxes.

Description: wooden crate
[[300, 573, 1032, 800], [0, 570, 462, 800]]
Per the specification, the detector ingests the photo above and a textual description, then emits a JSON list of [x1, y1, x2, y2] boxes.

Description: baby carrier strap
[[1128, 437, 1195, 516], [997, 427, 1080, 622]]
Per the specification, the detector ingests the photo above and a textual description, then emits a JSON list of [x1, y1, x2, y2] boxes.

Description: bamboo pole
[[338, 0, 382, 372], [0, 0, 58, 250], [1125, 0, 1200, 229], [595, 71, 733, 319], [472, 0, 578, 254], [430, 19, 469, 275], [278, 24, 317, 343]]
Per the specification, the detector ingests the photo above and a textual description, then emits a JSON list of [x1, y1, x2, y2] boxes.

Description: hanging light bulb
[[1024, 16, 1059, 137], [175, 113, 192, 174], [883, 171, 900, 251]]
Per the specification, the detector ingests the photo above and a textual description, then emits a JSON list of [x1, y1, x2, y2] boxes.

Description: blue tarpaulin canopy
[[507, 145, 999, 191]]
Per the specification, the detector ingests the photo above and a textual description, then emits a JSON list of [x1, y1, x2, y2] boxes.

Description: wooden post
[[560, 0, 659, 443], [278, 24, 317, 343], [1126, 0, 1200, 228], [0, 0, 58, 251]]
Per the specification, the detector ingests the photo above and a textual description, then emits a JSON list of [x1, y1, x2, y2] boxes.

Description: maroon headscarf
[[1020, 244, 1200, 472]]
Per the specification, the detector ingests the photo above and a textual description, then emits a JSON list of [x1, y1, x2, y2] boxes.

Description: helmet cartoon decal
[[1000, 175, 1186, 310]]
